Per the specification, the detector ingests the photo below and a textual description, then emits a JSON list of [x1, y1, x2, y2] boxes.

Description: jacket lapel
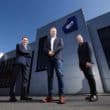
[[53, 37, 58, 50], [47, 37, 51, 50], [20, 43, 29, 51], [20, 44, 24, 50]]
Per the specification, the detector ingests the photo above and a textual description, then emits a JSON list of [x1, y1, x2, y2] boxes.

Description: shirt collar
[[51, 36, 57, 40]]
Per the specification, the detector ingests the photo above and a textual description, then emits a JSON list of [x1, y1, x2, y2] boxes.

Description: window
[[36, 36, 48, 72], [98, 26, 110, 69]]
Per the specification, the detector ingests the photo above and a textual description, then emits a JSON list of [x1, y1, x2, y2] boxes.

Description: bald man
[[43, 27, 65, 104], [76, 34, 98, 102]]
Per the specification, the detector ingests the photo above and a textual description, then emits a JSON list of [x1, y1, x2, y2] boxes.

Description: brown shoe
[[58, 96, 65, 104], [42, 96, 53, 103]]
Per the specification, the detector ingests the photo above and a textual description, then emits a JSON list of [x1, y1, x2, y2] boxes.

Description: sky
[[0, 0, 110, 53]]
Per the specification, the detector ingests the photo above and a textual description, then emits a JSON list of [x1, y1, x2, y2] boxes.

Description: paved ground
[[0, 95, 110, 110]]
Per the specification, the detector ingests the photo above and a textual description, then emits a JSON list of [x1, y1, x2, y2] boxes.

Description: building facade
[[0, 9, 110, 95]]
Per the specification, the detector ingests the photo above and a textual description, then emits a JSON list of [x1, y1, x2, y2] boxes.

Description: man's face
[[50, 27, 57, 37], [76, 35, 84, 44], [22, 37, 29, 45]]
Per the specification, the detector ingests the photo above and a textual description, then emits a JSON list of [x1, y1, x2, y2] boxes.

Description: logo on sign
[[62, 16, 78, 34]]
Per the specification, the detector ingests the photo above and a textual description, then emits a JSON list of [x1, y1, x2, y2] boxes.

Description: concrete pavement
[[0, 95, 110, 110]]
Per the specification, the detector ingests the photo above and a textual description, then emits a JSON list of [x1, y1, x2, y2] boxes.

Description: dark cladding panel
[[98, 26, 110, 69], [36, 36, 48, 72]]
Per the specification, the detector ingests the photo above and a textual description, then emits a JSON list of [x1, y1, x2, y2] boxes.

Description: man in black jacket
[[42, 27, 65, 104], [76, 34, 98, 102], [9, 36, 32, 102]]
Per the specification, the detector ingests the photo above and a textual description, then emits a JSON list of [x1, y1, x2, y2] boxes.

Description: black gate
[[0, 51, 34, 95]]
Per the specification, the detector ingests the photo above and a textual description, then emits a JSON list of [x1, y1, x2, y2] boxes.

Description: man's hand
[[86, 62, 92, 68], [48, 51, 55, 56]]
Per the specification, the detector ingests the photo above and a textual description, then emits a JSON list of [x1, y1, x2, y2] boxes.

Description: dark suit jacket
[[15, 44, 32, 66], [77, 42, 92, 69], [43, 37, 64, 60]]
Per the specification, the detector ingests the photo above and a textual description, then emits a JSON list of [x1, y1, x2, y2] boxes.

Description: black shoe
[[89, 95, 98, 102], [9, 97, 17, 102], [20, 97, 32, 101], [85, 95, 92, 100]]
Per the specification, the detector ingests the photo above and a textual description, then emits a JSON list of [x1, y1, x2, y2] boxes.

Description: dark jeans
[[10, 64, 30, 98], [82, 67, 97, 95], [47, 59, 64, 97]]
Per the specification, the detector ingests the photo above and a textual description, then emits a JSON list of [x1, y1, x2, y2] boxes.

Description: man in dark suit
[[9, 36, 32, 102], [42, 27, 65, 104], [76, 34, 98, 102]]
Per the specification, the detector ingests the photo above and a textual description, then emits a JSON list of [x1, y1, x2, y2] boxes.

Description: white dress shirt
[[50, 36, 56, 51], [24, 45, 28, 50]]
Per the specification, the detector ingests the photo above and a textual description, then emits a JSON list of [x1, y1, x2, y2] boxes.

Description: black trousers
[[10, 64, 30, 98], [9, 65, 18, 98], [82, 67, 97, 95]]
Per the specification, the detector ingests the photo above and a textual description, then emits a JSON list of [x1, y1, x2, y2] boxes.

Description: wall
[[30, 9, 103, 96], [87, 12, 110, 92]]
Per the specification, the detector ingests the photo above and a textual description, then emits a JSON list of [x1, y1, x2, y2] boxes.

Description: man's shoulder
[[16, 43, 21, 47], [84, 42, 89, 46], [16, 44, 20, 49], [45, 36, 63, 42], [44, 37, 49, 44], [57, 37, 63, 41]]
